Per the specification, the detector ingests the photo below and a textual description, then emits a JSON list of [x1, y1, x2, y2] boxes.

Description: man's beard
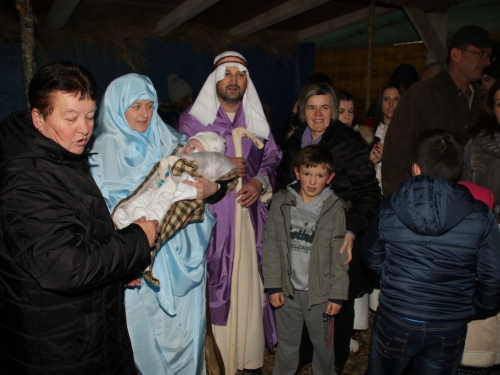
[[217, 85, 245, 104]]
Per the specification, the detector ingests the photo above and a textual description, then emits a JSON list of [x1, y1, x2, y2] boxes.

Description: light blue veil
[[89, 73, 187, 211], [89, 74, 211, 374]]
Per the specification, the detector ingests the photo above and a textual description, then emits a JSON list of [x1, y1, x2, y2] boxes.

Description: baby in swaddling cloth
[[113, 131, 232, 229]]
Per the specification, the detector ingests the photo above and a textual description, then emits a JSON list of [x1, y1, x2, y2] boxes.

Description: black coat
[[0, 113, 150, 374], [277, 120, 382, 296], [277, 119, 381, 236]]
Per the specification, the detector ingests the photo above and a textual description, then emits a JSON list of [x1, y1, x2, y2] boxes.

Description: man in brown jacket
[[382, 25, 497, 196]]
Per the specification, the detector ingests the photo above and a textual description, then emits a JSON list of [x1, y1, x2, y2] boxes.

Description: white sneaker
[[350, 337, 360, 356]]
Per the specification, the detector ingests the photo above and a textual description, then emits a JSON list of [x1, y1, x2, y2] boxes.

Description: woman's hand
[[269, 292, 285, 308], [133, 216, 160, 247], [182, 177, 218, 200], [340, 232, 355, 265], [124, 274, 142, 288], [228, 157, 247, 178], [236, 178, 262, 208], [370, 143, 384, 164]]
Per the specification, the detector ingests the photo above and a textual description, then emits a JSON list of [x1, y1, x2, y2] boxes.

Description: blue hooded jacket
[[363, 174, 500, 321]]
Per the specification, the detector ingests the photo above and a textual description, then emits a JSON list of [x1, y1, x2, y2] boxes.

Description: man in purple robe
[[177, 51, 281, 373]]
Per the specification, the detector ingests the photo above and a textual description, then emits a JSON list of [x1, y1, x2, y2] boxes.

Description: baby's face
[[181, 138, 205, 156]]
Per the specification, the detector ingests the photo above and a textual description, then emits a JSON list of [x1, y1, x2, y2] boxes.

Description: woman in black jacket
[[276, 83, 381, 373], [0, 61, 159, 374]]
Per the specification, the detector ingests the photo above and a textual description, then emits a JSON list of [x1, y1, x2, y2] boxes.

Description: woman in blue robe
[[89, 73, 218, 374]]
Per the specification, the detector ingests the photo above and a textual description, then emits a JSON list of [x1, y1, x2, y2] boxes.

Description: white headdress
[[188, 51, 270, 139]]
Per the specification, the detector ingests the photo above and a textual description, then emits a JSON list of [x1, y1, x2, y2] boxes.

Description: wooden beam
[[403, 7, 448, 64], [365, 2, 375, 113], [426, 12, 448, 64], [297, 6, 391, 42], [14, 0, 36, 109], [229, 0, 330, 39], [46, 0, 81, 29], [155, 0, 220, 37]]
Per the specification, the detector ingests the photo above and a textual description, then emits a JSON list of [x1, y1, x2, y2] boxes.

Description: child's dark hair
[[296, 144, 334, 174], [412, 129, 463, 181]]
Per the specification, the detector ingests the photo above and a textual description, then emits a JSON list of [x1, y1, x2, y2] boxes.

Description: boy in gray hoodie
[[263, 144, 349, 375]]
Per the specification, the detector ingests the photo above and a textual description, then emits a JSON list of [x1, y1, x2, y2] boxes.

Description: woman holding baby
[[89, 73, 225, 374]]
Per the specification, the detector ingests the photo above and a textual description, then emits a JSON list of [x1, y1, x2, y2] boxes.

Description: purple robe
[[177, 104, 281, 352]]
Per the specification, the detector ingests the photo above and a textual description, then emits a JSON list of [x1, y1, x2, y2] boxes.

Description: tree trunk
[[15, 0, 36, 110]]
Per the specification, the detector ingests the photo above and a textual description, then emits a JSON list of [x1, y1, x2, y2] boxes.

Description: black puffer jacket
[[277, 119, 381, 236], [0, 113, 150, 374], [363, 175, 500, 321]]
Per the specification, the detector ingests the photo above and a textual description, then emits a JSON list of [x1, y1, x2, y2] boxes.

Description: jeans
[[366, 305, 468, 375]]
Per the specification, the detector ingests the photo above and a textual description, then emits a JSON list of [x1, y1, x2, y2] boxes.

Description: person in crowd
[[462, 80, 500, 221], [0, 61, 159, 374], [363, 63, 418, 126], [177, 51, 282, 374], [363, 129, 500, 375], [370, 81, 406, 193], [276, 82, 381, 374], [382, 25, 497, 196], [89, 73, 223, 374], [338, 90, 373, 145], [264, 144, 349, 375], [456, 181, 500, 375], [158, 73, 193, 127], [481, 54, 500, 97], [282, 72, 334, 144], [338, 90, 355, 127], [420, 62, 445, 81], [389, 63, 419, 91]]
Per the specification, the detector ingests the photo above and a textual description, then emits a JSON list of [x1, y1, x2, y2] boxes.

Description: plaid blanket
[[113, 150, 238, 287]]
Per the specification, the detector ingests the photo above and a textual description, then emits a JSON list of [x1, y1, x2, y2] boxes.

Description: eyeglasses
[[459, 48, 496, 62]]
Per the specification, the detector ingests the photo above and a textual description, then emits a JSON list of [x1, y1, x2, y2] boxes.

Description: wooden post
[[14, 0, 36, 109], [403, 7, 448, 65], [426, 12, 448, 64], [365, 1, 375, 113]]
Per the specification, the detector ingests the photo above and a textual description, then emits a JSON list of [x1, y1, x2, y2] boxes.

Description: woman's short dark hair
[[29, 61, 97, 117], [412, 129, 464, 181], [466, 80, 500, 139], [296, 144, 335, 174], [297, 83, 339, 123], [374, 80, 406, 126]]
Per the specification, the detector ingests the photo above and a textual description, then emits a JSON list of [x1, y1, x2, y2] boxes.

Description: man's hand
[[340, 232, 355, 265], [133, 216, 160, 247], [228, 157, 247, 178], [325, 302, 342, 316], [236, 178, 263, 208], [181, 177, 218, 200], [269, 292, 285, 308]]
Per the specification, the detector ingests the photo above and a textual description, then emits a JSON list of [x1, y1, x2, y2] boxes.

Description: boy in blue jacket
[[263, 144, 349, 375], [363, 130, 500, 375]]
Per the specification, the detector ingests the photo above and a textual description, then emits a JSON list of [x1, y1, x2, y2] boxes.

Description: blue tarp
[[0, 39, 314, 142]]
